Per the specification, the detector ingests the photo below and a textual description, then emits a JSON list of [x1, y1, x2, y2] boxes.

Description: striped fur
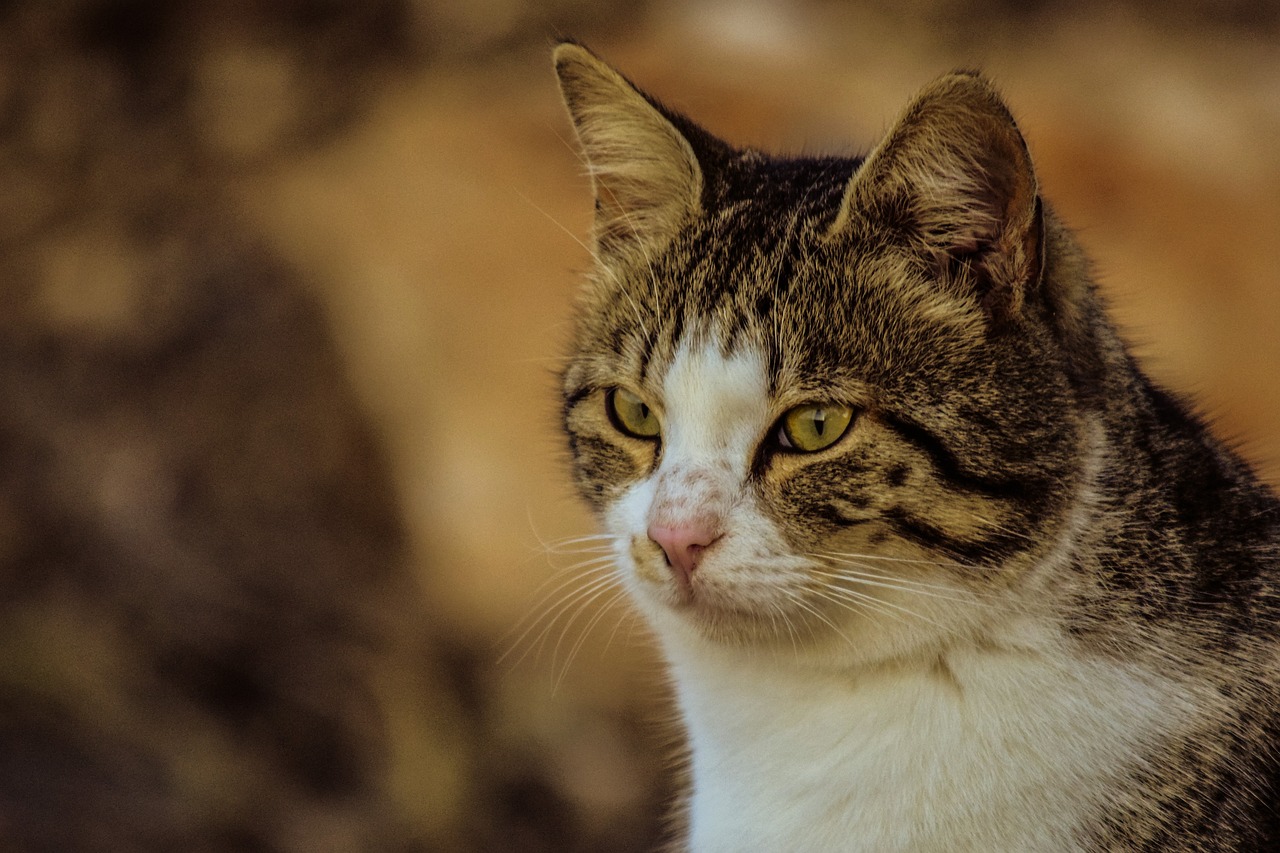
[[554, 42, 1280, 851]]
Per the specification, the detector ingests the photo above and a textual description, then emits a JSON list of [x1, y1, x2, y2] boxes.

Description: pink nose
[[647, 522, 721, 589]]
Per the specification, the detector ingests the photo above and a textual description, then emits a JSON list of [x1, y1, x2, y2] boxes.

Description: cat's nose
[[647, 523, 721, 589]]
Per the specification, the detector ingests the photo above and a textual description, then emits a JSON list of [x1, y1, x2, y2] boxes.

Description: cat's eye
[[777, 403, 854, 453], [607, 387, 661, 439]]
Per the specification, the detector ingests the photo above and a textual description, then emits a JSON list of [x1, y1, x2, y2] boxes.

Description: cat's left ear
[[830, 72, 1043, 322]]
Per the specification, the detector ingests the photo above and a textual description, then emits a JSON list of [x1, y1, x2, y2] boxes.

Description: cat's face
[[555, 44, 1092, 656]]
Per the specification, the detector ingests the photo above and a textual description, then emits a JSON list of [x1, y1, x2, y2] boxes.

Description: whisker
[[499, 560, 619, 667], [509, 186, 631, 292], [504, 559, 615, 635], [826, 575, 980, 606], [549, 123, 592, 170], [813, 565, 993, 609], [804, 581, 884, 619], [806, 583, 902, 626], [512, 181, 662, 366], [818, 549, 979, 574], [813, 553, 1037, 614], [541, 566, 625, 657], [524, 517, 615, 552], [538, 536, 616, 556], [522, 554, 618, 604], [550, 569, 629, 690], [815, 552, 1012, 599], [601, 598, 643, 657], [767, 597, 801, 655], [811, 582, 943, 629], [523, 507, 615, 556], [554, 585, 627, 690], [781, 587, 853, 650]]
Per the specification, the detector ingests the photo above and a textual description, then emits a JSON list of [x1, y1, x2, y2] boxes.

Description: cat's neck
[[660, 599, 1196, 853]]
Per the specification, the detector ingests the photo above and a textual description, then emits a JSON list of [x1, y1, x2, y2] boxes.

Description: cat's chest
[[670, 642, 1189, 853]]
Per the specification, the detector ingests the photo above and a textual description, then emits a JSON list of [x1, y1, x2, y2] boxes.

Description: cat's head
[[554, 43, 1099, 660]]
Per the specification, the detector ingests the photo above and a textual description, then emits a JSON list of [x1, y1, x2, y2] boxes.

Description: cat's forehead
[[712, 151, 857, 213], [582, 152, 981, 401], [626, 159, 855, 375], [660, 335, 772, 462]]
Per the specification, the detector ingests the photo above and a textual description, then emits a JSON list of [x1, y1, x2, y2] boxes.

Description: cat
[[551, 41, 1280, 852]]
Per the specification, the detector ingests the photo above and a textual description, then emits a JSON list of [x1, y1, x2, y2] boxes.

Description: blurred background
[[0, 1, 1277, 850]]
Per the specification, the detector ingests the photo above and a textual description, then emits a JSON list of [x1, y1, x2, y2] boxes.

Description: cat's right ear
[[552, 42, 705, 261], [829, 72, 1043, 324]]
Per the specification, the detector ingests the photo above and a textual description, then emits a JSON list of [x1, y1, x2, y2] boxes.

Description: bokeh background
[[1, 1, 1277, 850]]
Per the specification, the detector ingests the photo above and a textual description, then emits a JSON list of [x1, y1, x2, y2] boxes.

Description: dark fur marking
[[765, 339, 783, 398], [814, 502, 870, 529], [885, 463, 910, 488], [839, 493, 872, 510], [637, 326, 656, 384], [881, 412, 1030, 500], [562, 384, 595, 417], [755, 292, 774, 319], [881, 506, 1025, 568]]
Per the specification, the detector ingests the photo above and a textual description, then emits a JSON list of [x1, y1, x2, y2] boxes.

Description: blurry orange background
[[2, 1, 1278, 850]]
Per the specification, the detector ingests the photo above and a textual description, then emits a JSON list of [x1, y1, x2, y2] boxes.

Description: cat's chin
[[640, 581, 844, 649], [665, 601, 807, 646]]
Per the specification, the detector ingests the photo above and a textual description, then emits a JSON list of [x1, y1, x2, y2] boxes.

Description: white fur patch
[[658, 335, 772, 476], [674, 642, 1192, 852]]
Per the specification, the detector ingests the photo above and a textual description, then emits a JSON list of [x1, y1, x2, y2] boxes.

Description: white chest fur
[[663, 632, 1190, 853]]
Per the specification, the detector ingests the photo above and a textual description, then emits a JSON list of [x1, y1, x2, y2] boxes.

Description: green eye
[[607, 387, 660, 439], [778, 403, 854, 452]]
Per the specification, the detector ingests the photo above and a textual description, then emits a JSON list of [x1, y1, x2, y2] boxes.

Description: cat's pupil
[[812, 410, 827, 435]]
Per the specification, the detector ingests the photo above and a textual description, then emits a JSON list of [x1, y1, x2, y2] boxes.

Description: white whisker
[[601, 599, 643, 657], [500, 559, 620, 668], [813, 552, 1035, 616], [554, 583, 631, 692], [545, 567, 627, 666], [781, 586, 854, 650], [819, 549, 978, 574], [810, 582, 943, 629], [538, 534, 616, 556], [814, 566, 991, 609]]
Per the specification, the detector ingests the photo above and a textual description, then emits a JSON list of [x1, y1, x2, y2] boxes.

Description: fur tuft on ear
[[552, 42, 703, 262], [831, 72, 1043, 321]]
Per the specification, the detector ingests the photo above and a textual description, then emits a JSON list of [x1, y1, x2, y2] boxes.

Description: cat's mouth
[[632, 550, 819, 630], [663, 580, 750, 614], [661, 583, 837, 646], [629, 537, 830, 637], [630, 534, 734, 609]]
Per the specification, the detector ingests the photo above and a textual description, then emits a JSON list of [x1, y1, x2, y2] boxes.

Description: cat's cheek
[[627, 536, 667, 587], [606, 476, 661, 580]]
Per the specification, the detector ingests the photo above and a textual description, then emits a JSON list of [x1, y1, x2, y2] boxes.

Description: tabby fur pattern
[[553, 42, 1280, 852]]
